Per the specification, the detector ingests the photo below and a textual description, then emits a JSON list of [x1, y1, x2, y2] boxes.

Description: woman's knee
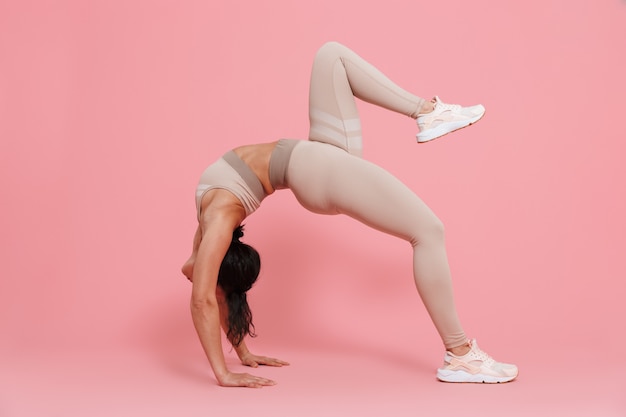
[[410, 214, 445, 247], [315, 41, 346, 60]]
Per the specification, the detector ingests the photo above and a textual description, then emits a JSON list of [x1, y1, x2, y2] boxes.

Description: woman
[[181, 41, 518, 388]]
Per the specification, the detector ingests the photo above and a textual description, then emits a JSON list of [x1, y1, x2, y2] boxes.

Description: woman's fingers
[[219, 372, 276, 388], [251, 356, 289, 368], [243, 354, 290, 367], [240, 376, 275, 388], [259, 357, 290, 367]]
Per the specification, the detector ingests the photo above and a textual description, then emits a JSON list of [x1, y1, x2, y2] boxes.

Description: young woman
[[181, 41, 518, 388]]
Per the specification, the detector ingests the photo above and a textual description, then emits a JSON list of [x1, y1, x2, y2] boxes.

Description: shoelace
[[435, 99, 461, 112], [469, 344, 496, 367]]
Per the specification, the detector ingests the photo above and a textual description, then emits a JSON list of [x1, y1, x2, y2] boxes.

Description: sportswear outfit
[[195, 42, 516, 382]]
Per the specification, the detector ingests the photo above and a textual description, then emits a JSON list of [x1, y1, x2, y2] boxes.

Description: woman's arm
[[190, 213, 276, 388]]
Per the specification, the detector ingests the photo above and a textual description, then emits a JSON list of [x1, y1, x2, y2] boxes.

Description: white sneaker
[[436, 339, 518, 383], [416, 96, 485, 143]]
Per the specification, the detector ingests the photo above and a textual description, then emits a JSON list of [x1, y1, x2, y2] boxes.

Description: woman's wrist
[[236, 347, 250, 361], [233, 340, 250, 359], [214, 366, 232, 383]]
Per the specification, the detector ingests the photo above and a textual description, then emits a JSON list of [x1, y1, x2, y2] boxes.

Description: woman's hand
[[218, 371, 277, 388], [240, 352, 290, 368]]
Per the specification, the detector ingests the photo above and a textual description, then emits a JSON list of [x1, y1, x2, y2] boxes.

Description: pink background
[[1, 0, 625, 416]]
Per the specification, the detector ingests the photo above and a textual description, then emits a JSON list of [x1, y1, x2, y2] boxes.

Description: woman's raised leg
[[307, 42, 486, 155], [308, 42, 428, 157]]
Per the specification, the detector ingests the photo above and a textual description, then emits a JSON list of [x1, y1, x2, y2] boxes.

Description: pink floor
[[2, 276, 624, 417], [2, 341, 623, 416]]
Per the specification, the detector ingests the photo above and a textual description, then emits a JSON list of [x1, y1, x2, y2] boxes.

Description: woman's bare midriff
[[232, 141, 279, 195]]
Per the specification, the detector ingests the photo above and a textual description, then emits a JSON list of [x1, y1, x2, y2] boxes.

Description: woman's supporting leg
[[308, 42, 428, 157], [287, 142, 467, 349]]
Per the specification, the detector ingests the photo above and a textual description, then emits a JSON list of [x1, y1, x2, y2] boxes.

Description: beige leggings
[[291, 42, 467, 349]]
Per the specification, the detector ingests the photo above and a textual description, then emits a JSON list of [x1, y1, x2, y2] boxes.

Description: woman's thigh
[[287, 142, 441, 243]]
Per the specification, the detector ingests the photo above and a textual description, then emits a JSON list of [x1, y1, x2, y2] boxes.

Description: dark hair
[[218, 225, 260, 347]]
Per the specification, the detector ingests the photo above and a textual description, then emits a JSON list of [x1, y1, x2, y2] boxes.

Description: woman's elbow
[[190, 296, 219, 314]]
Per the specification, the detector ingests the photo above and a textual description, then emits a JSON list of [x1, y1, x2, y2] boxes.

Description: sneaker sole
[[416, 110, 485, 143], [436, 368, 517, 384]]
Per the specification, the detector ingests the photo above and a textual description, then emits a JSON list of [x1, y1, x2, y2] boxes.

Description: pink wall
[[1, 0, 625, 415]]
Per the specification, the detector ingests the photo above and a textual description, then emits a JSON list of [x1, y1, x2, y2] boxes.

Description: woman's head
[[218, 225, 260, 346]]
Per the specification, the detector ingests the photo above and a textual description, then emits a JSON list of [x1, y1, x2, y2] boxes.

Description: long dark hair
[[218, 225, 260, 347]]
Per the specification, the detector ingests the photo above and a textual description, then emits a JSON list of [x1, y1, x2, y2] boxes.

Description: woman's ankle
[[448, 341, 471, 356], [418, 99, 435, 115]]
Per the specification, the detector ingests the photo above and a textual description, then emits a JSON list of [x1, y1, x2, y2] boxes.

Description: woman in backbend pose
[[181, 41, 518, 388]]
